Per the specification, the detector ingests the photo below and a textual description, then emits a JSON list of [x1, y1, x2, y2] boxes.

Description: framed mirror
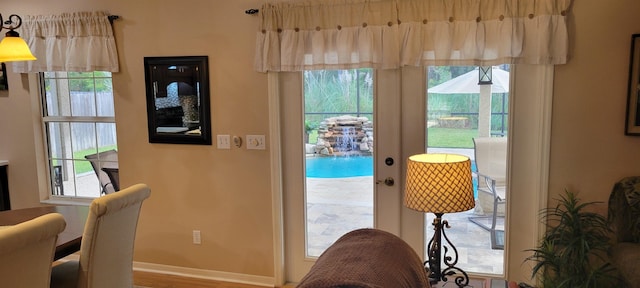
[[0, 63, 8, 91], [144, 56, 211, 145]]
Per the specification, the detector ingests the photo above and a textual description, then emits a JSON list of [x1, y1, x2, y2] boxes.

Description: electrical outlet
[[246, 135, 266, 150], [217, 135, 230, 149], [192, 230, 201, 244]]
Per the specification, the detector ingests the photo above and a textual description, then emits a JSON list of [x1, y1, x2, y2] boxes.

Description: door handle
[[376, 177, 395, 186]]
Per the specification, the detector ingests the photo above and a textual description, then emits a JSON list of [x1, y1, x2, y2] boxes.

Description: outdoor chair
[[101, 167, 120, 192], [0, 213, 66, 287], [84, 149, 119, 194], [468, 137, 507, 250], [50, 183, 151, 288]]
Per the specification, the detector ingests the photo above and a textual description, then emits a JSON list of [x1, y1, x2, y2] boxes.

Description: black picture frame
[[625, 34, 640, 136], [0, 63, 8, 91], [144, 56, 212, 145]]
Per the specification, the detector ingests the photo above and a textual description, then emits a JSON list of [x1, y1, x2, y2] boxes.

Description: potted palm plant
[[304, 120, 317, 144], [525, 190, 621, 288]]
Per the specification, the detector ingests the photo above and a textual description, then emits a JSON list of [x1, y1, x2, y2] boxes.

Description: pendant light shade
[[0, 14, 36, 63], [0, 32, 36, 62]]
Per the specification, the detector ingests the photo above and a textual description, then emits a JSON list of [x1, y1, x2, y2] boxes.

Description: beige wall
[[551, 1, 640, 211], [0, 0, 639, 283], [1, 0, 274, 279]]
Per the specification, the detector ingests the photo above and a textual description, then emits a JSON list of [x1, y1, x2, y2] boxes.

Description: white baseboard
[[133, 261, 276, 287]]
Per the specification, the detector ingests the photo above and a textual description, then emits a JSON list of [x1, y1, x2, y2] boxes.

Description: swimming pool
[[305, 156, 478, 197], [306, 156, 373, 178]]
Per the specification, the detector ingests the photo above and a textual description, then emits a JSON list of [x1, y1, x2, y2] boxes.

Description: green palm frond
[[525, 190, 621, 288]]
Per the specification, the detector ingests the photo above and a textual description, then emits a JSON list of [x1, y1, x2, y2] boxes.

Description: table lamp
[[404, 153, 475, 287]]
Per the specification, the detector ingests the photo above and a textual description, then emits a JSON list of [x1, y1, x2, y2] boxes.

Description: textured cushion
[[610, 242, 640, 288], [0, 213, 66, 287], [51, 183, 151, 288], [297, 228, 430, 288]]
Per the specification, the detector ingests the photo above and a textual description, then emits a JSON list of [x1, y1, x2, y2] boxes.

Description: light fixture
[[404, 153, 475, 287], [478, 66, 492, 85], [0, 14, 36, 63]]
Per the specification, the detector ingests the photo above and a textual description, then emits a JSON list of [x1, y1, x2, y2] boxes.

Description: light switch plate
[[246, 135, 266, 150], [217, 135, 230, 149]]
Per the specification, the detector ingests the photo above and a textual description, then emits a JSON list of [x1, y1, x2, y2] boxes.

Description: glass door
[[303, 69, 375, 257], [281, 68, 407, 282], [425, 65, 509, 276], [275, 65, 552, 284]]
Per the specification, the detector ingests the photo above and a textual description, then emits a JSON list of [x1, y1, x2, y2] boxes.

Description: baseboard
[[133, 261, 276, 287]]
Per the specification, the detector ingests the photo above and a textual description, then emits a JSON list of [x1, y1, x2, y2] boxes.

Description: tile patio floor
[[306, 147, 505, 276]]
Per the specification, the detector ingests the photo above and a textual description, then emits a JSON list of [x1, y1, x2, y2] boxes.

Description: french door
[[280, 68, 425, 282], [274, 65, 552, 284]]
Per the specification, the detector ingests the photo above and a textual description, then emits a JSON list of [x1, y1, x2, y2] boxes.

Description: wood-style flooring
[[133, 270, 496, 288], [133, 271, 294, 288]]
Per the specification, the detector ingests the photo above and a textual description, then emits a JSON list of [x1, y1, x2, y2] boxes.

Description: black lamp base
[[426, 212, 470, 288]]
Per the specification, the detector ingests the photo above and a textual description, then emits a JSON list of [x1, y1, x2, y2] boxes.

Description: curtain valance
[[255, 0, 573, 72], [13, 11, 119, 73]]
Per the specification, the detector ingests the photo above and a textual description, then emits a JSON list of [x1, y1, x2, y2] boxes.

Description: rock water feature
[[312, 115, 373, 156]]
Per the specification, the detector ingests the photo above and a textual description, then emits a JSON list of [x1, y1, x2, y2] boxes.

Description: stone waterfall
[[312, 115, 373, 156]]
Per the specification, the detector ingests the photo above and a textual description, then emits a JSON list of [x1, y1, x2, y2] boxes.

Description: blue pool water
[[306, 156, 373, 178], [305, 156, 478, 198]]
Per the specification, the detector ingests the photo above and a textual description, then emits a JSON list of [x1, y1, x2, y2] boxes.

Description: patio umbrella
[[428, 67, 510, 137], [428, 67, 510, 94]]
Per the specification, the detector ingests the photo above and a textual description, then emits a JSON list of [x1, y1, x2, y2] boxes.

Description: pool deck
[[305, 148, 504, 276]]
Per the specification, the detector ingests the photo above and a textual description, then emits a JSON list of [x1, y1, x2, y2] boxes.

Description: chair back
[[473, 137, 507, 186], [0, 213, 66, 287], [78, 183, 151, 288], [85, 150, 118, 194]]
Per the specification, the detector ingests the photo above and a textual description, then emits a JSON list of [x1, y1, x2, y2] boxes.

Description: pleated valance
[[254, 0, 573, 72], [13, 11, 119, 73]]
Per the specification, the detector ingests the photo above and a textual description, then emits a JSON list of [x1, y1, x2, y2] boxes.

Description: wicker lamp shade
[[404, 154, 475, 213]]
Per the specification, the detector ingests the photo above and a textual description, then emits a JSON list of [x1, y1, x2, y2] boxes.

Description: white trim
[[56, 255, 277, 287], [28, 73, 53, 202], [133, 261, 275, 287], [399, 66, 427, 257], [268, 72, 285, 286], [41, 198, 92, 206], [505, 64, 553, 282], [43, 116, 116, 122]]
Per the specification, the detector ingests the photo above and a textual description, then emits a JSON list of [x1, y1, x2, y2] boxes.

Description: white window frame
[[38, 71, 117, 201]]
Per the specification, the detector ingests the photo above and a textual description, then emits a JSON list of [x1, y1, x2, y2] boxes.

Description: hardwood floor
[[133, 271, 295, 288], [133, 270, 495, 288]]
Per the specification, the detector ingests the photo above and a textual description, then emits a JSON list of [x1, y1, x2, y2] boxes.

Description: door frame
[[267, 65, 554, 285]]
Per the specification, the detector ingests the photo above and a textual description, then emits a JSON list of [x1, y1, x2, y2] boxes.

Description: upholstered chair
[[50, 183, 151, 288], [0, 213, 66, 287]]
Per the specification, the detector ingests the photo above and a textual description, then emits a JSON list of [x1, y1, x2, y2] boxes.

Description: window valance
[[13, 11, 119, 73], [254, 0, 573, 72]]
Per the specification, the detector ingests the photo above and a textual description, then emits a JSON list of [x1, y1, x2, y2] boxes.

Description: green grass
[[427, 127, 477, 148], [62, 146, 117, 174], [307, 128, 478, 148]]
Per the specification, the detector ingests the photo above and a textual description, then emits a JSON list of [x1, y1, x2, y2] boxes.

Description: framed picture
[[143, 56, 212, 145], [625, 34, 640, 135], [0, 63, 7, 91]]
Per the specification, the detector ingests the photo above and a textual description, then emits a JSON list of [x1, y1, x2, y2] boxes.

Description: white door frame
[[267, 64, 554, 285]]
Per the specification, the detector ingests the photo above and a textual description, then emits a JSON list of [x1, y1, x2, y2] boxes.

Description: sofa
[[296, 228, 431, 288], [608, 176, 640, 288]]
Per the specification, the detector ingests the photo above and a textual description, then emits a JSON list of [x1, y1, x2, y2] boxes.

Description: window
[[41, 71, 117, 198]]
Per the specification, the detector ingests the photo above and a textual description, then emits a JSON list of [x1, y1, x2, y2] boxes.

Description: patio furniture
[[468, 137, 507, 250], [53, 165, 64, 195], [101, 167, 120, 192], [0, 213, 66, 287], [84, 149, 119, 194], [50, 183, 151, 288]]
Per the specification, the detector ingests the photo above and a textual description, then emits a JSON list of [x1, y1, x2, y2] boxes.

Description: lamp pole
[[427, 213, 470, 288]]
